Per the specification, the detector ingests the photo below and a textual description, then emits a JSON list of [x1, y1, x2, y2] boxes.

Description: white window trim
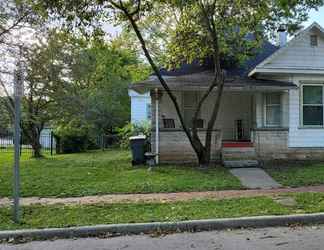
[[263, 93, 282, 127], [300, 83, 324, 128]]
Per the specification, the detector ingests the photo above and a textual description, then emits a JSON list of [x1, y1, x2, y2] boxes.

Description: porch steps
[[222, 142, 259, 168], [223, 160, 259, 168]]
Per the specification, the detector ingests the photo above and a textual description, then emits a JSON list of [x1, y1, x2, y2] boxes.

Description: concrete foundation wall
[[252, 129, 324, 160], [151, 130, 222, 163]]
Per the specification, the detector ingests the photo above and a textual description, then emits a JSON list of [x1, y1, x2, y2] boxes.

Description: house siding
[[262, 28, 324, 70], [154, 90, 253, 139], [288, 76, 324, 147]]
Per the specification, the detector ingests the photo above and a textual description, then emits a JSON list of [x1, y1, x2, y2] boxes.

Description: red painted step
[[222, 141, 253, 148]]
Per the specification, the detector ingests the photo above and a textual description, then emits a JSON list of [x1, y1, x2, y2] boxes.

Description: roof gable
[[249, 22, 324, 75]]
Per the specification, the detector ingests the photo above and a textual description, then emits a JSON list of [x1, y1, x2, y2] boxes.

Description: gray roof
[[131, 71, 296, 93], [130, 41, 296, 93]]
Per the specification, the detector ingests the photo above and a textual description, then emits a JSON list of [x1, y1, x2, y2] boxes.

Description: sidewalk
[[1, 185, 324, 207]]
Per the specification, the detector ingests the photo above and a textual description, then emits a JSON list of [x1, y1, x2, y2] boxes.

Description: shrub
[[54, 120, 92, 154], [117, 121, 151, 149]]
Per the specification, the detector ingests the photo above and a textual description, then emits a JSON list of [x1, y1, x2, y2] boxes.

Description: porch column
[[155, 88, 159, 164]]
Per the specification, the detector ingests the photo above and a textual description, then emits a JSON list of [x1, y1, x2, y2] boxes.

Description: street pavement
[[1, 225, 324, 250]]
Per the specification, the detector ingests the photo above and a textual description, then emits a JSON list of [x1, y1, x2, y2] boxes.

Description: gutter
[[2, 213, 324, 241]]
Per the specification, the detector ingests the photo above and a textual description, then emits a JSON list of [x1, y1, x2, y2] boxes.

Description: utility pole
[[13, 49, 24, 223]]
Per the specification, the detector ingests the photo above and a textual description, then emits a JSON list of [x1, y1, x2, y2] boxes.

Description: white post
[[155, 88, 159, 164]]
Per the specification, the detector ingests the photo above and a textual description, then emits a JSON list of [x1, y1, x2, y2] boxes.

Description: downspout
[[155, 88, 159, 164]]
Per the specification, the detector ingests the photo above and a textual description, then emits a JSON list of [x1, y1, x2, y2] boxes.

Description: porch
[[150, 89, 290, 163]]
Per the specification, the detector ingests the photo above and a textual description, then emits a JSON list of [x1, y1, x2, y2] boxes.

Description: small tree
[[35, 0, 323, 166]]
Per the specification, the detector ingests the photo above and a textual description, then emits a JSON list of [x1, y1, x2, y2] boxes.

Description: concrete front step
[[222, 148, 256, 155], [223, 160, 259, 168], [222, 145, 259, 167], [222, 147, 257, 160]]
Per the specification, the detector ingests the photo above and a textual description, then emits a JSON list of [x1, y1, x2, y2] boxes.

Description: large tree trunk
[[23, 122, 43, 158], [113, 1, 224, 167], [31, 137, 42, 158]]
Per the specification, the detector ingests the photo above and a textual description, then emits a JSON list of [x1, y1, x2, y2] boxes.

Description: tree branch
[[0, 76, 14, 115], [109, 0, 200, 155], [0, 12, 29, 38]]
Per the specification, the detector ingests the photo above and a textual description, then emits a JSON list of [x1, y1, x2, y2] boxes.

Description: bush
[[117, 121, 151, 149], [54, 121, 92, 154]]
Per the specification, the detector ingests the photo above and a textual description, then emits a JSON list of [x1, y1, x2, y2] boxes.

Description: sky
[[304, 6, 324, 27]]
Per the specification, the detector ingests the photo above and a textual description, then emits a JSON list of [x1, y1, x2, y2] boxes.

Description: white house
[[128, 89, 151, 124], [130, 22, 324, 164]]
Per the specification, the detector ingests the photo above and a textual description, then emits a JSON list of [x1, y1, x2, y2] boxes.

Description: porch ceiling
[[130, 71, 297, 93]]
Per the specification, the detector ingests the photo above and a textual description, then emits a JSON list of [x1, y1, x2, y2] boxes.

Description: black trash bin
[[129, 135, 146, 165]]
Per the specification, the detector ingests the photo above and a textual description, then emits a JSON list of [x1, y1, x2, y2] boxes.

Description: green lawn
[[0, 149, 242, 198], [2, 193, 324, 231], [0, 196, 290, 230], [265, 163, 324, 187]]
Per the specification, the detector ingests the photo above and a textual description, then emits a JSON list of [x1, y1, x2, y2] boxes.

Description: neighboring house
[[39, 127, 55, 149], [130, 22, 324, 164], [128, 89, 152, 124]]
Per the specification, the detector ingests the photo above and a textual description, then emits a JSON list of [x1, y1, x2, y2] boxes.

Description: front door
[[217, 92, 253, 141]]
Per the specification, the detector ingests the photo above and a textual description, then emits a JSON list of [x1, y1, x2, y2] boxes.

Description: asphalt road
[[1, 225, 324, 250]]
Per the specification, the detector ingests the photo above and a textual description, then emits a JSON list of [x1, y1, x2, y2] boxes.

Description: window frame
[[300, 84, 324, 128], [263, 93, 282, 127], [310, 35, 318, 47]]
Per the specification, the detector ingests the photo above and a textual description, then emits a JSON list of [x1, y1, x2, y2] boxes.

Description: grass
[[264, 162, 324, 187], [0, 196, 291, 230], [2, 193, 324, 230], [0, 149, 242, 198]]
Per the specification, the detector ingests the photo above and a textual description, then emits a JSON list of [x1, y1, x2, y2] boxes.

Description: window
[[302, 85, 323, 126], [183, 91, 201, 128], [163, 118, 175, 129], [146, 103, 152, 120], [264, 93, 281, 127], [310, 35, 318, 47]]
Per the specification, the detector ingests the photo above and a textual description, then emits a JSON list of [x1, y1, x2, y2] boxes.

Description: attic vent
[[310, 35, 318, 47]]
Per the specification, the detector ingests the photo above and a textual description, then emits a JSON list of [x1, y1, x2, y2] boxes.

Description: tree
[[55, 36, 150, 136], [1, 29, 80, 157], [0, 97, 12, 135], [34, 0, 323, 166]]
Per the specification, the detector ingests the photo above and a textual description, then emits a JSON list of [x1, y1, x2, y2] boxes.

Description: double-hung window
[[264, 93, 281, 127], [302, 85, 323, 126]]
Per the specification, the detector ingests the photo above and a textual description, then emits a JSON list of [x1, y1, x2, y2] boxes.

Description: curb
[[2, 213, 324, 241]]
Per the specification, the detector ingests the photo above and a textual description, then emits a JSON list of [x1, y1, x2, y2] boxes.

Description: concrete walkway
[[1, 185, 324, 207], [230, 168, 282, 189]]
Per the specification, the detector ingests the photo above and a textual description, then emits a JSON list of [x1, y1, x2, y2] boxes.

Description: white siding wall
[[129, 90, 151, 124], [214, 92, 253, 140], [264, 28, 324, 70], [157, 91, 253, 140], [288, 75, 324, 147]]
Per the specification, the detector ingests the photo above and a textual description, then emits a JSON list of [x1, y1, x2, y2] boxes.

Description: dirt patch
[[1, 185, 324, 207]]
